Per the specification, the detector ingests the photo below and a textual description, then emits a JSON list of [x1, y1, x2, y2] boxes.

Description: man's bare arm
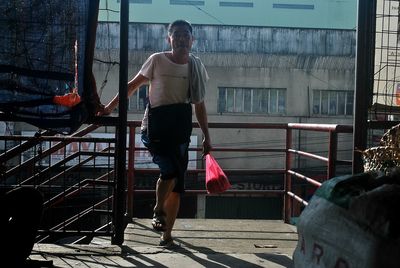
[[194, 101, 212, 156]]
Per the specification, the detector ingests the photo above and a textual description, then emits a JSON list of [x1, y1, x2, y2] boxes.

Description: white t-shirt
[[140, 52, 208, 130], [140, 52, 190, 107]]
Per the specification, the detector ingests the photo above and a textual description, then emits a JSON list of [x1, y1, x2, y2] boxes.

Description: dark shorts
[[141, 131, 189, 193]]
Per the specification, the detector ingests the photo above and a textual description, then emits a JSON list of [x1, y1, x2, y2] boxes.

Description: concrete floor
[[30, 219, 298, 267]]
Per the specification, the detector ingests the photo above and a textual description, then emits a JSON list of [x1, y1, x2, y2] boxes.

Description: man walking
[[100, 19, 212, 247]]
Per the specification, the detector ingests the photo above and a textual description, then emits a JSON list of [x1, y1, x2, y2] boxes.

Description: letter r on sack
[[312, 243, 323, 264], [334, 258, 349, 268]]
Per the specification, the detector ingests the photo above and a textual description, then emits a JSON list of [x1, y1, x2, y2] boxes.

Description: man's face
[[168, 25, 193, 53]]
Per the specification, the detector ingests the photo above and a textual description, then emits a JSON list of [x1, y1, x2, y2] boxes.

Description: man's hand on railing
[[96, 103, 113, 116]]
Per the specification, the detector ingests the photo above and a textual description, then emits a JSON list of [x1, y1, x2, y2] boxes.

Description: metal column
[[112, 0, 129, 245], [353, 0, 376, 174]]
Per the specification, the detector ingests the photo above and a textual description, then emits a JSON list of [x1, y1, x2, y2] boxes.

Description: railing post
[[284, 127, 292, 224], [327, 131, 338, 180], [127, 125, 136, 218]]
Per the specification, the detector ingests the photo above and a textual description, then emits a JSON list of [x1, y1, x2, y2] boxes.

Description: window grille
[[218, 87, 286, 114]]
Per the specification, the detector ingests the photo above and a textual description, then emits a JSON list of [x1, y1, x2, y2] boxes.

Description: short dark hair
[[168, 20, 193, 35]]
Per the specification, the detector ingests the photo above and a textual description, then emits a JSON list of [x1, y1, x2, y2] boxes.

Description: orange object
[[53, 89, 81, 108], [54, 40, 81, 108]]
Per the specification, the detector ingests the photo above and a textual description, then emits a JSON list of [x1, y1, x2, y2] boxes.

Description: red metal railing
[[126, 121, 353, 224], [0, 121, 353, 242], [0, 125, 116, 243], [284, 123, 353, 222]]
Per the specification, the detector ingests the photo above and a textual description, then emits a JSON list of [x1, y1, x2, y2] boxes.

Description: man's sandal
[[159, 237, 177, 248], [151, 211, 166, 232]]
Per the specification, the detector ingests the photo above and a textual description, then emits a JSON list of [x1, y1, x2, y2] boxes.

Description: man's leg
[[152, 177, 176, 231], [158, 143, 187, 243], [151, 142, 188, 236], [153, 177, 175, 214], [161, 191, 180, 242]]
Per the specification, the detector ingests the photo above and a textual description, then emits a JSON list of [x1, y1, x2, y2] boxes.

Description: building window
[[117, 0, 152, 3], [219, 1, 254, 7], [218, 87, 286, 114], [170, 0, 205, 5], [312, 90, 353, 116], [129, 85, 148, 111], [272, 4, 314, 10]]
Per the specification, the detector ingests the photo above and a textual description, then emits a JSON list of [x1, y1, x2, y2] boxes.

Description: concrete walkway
[[30, 219, 298, 267]]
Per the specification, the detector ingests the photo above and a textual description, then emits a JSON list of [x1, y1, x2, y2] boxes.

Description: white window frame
[[312, 89, 353, 116], [218, 87, 286, 114]]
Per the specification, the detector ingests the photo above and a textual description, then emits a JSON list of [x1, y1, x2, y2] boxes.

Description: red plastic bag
[[205, 154, 231, 194]]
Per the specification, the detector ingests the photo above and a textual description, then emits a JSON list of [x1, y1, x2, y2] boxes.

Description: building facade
[[93, 0, 357, 218], [94, 0, 356, 170]]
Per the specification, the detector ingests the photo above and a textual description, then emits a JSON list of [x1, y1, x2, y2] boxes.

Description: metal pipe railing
[[284, 127, 293, 223], [126, 121, 353, 225], [0, 121, 353, 242], [284, 123, 353, 223], [0, 125, 115, 243], [1, 124, 100, 181]]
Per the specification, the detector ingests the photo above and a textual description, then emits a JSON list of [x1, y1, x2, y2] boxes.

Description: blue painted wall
[[99, 0, 357, 29]]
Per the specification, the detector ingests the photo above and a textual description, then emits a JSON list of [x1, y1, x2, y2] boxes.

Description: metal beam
[[112, 0, 129, 245], [353, 0, 376, 174]]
